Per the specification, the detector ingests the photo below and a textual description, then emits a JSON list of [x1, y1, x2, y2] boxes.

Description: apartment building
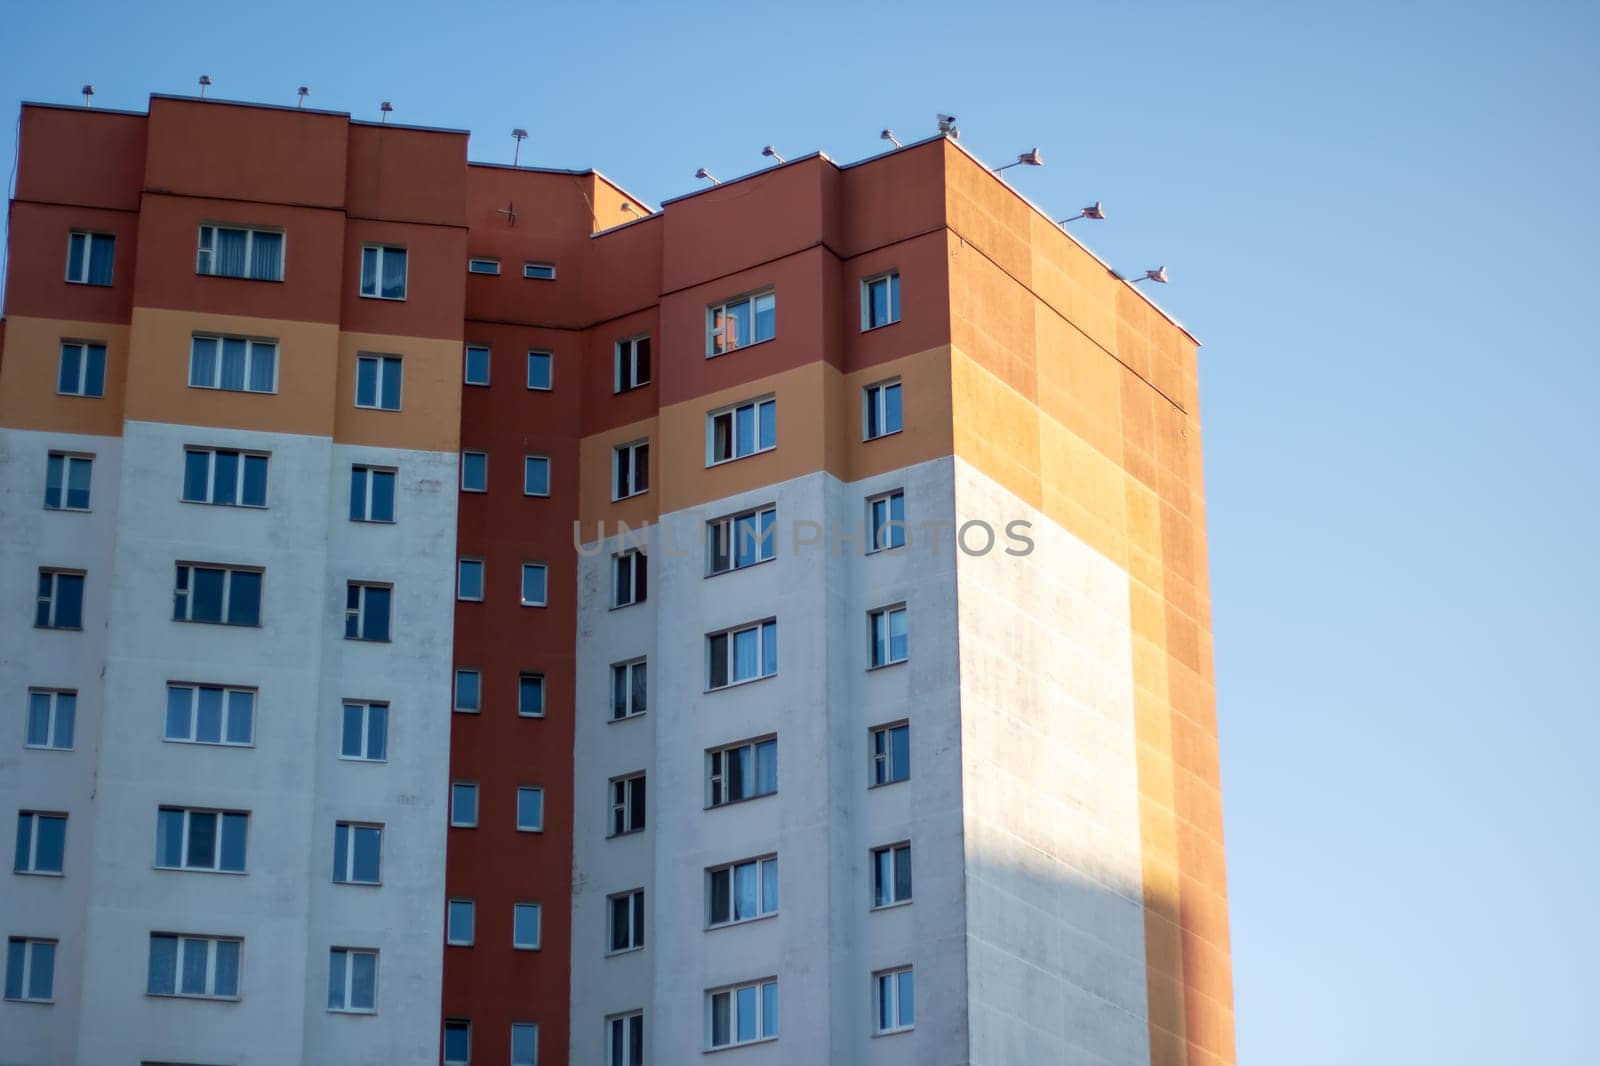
[[1, 93, 1232, 1066]]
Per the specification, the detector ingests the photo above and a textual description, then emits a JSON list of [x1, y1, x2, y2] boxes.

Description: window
[[147, 934, 241, 999], [341, 701, 388, 761], [165, 683, 254, 746], [708, 737, 777, 807], [359, 244, 407, 299], [464, 344, 491, 385], [344, 582, 392, 642], [707, 619, 778, 689], [608, 890, 644, 953], [460, 450, 487, 492], [707, 505, 776, 575], [197, 225, 283, 281], [333, 822, 382, 884], [44, 453, 93, 511], [706, 855, 779, 927], [523, 455, 550, 497], [707, 397, 776, 464], [447, 899, 475, 945], [614, 336, 650, 393], [868, 491, 907, 552], [609, 774, 645, 836], [26, 689, 76, 750], [524, 262, 556, 280], [870, 605, 908, 667], [612, 441, 648, 500], [875, 967, 915, 1033], [706, 290, 776, 355], [871, 722, 910, 786], [451, 783, 479, 828], [612, 551, 646, 608], [511, 1022, 539, 1066], [174, 564, 261, 626], [458, 559, 484, 601], [863, 379, 903, 439], [188, 335, 277, 393], [443, 1020, 471, 1066], [14, 812, 66, 874], [607, 1011, 644, 1066], [56, 342, 107, 397], [518, 673, 545, 717], [356, 354, 403, 410], [610, 659, 646, 721], [521, 563, 548, 607], [862, 271, 902, 330], [516, 787, 544, 832], [327, 948, 376, 1013], [4, 938, 55, 1002], [467, 257, 501, 276], [454, 670, 481, 713], [872, 843, 913, 908], [183, 448, 268, 507], [349, 465, 396, 522], [706, 979, 778, 1048], [155, 807, 247, 873], [513, 903, 541, 950], [66, 231, 114, 285], [35, 569, 85, 630], [527, 350, 553, 390]]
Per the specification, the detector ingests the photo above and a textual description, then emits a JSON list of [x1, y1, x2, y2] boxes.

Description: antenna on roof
[[296, 86, 310, 109], [198, 75, 212, 100], [694, 167, 721, 186], [512, 128, 529, 166], [761, 145, 786, 165], [81, 85, 95, 108], [379, 101, 393, 123], [880, 129, 902, 149]]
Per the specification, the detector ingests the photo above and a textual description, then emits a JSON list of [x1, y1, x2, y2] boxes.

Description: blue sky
[[4, 1, 1597, 1061]]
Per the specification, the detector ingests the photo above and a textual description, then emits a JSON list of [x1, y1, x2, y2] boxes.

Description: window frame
[[861, 271, 902, 331], [443, 1019, 472, 1066], [526, 349, 554, 391], [349, 464, 397, 523], [606, 1010, 645, 1066], [705, 289, 776, 357], [608, 773, 646, 837], [340, 700, 389, 762], [354, 353, 404, 411], [521, 562, 549, 607], [512, 902, 542, 950], [44, 451, 94, 511], [457, 558, 485, 602], [463, 344, 491, 386], [869, 604, 909, 668], [4, 937, 56, 1003], [510, 1021, 540, 1066], [611, 550, 646, 609], [454, 669, 482, 714], [358, 244, 408, 301], [706, 504, 777, 575], [705, 978, 779, 1049], [516, 786, 545, 832], [705, 854, 779, 928], [446, 898, 476, 945], [874, 966, 915, 1034], [870, 721, 910, 787], [518, 672, 546, 718], [181, 447, 270, 508], [13, 810, 67, 875], [467, 257, 501, 276], [327, 947, 378, 1014], [187, 334, 279, 394], [610, 658, 647, 721], [196, 223, 285, 282], [451, 782, 479, 828], [154, 806, 248, 874], [172, 563, 262, 627], [65, 230, 115, 286], [707, 735, 778, 808], [613, 334, 651, 393], [145, 933, 242, 1000], [706, 619, 779, 690], [607, 889, 645, 954], [164, 682, 256, 747], [332, 821, 384, 886], [56, 341, 107, 398], [460, 450, 489, 492], [523, 454, 551, 497], [343, 581, 393, 643], [871, 842, 914, 909], [867, 490, 907, 553], [706, 396, 777, 466], [863, 378, 904, 441], [612, 440, 649, 501], [25, 688, 77, 751], [523, 261, 556, 280], [34, 568, 85, 630]]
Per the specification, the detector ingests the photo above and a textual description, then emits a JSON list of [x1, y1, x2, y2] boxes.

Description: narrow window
[[454, 670, 482, 714], [341, 701, 388, 761], [327, 948, 377, 1013], [460, 450, 488, 492], [523, 455, 551, 496], [707, 397, 777, 465], [518, 673, 545, 717], [463, 344, 491, 386], [707, 736, 778, 807], [861, 271, 902, 330], [35, 568, 85, 630], [613, 335, 651, 393], [863, 378, 903, 439], [511, 1022, 539, 1066], [526, 350, 553, 390], [56, 342, 107, 397], [44, 452, 93, 510], [25, 689, 77, 751], [606, 1011, 645, 1066], [523, 262, 556, 280], [343, 582, 392, 642], [447, 899, 475, 945], [516, 787, 544, 832], [612, 441, 649, 500], [182, 448, 269, 508], [874, 967, 915, 1033], [871, 842, 913, 907], [869, 605, 908, 667], [707, 505, 776, 575], [13, 811, 67, 874], [521, 562, 548, 607], [610, 659, 647, 721], [609, 774, 645, 836], [612, 551, 646, 608], [707, 619, 778, 689], [467, 257, 501, 276], [65, 231, 115, 285], [706, 979, 779, 1048], [196, 225, 284, 281], [870, 722, 910, 786], [868, 491, 907, 552], [188, 335, 277, 393], [608, 890, 645, 953], [173, 564, 262, 627], [355, 354, 403, 410], [359, 245, 407, 300], [513, 903, 542, 950], [332, 822, 382, 884], [458, 559, 485, 602], [443, 1020, 471, 1066], [146, 934, 242, 999], [165, 683, 255, 746], [154, 807, 248, 873], [349, 465, 396, 522], [4, 938, 56, 1002], [705, 855, 779, 927], [706, 290, 776, 356], [451, 783, 479, 828]]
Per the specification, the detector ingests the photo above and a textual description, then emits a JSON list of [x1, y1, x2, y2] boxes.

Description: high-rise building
[[1, 94, 1231, 1066]]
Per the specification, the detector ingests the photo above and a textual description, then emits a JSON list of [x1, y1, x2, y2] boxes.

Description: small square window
[[355, 354, 403, 410], [14, 811, 67, 874], [344, 582, 392, 642], [66, 231, 115, 286], [359, 245, 407, 300], [327, 948, 377, 1013], [468, 257, 501, 275], [524, 262, 556, 280], [35, 568, 86, 630], [56, 343, 107, 398], [333, 822, 383, 885], [461, 451, 488, 492], [4, 937, 57, 1002], [341, 701, 388, 762], [26, 689, 77, 751], [44, 452, 94, 511], [349, 465, 396, 523], [454, 670, 481, 714], [527, 350, 553, 390], [518, 673, 545, 717]]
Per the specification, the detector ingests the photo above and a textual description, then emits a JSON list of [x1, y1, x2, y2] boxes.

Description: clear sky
[[3, 1, 1596, 1061]]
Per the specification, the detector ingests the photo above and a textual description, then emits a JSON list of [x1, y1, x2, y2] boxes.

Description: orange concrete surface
[[0, 315, 130, 437], [333, 332, 463, 452]]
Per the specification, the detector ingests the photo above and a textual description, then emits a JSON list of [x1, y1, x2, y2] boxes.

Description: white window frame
[[612, 440, 649, 501], [513, 902, 542, 950], [4, 937, 56, 1002], [516, 786, 544, 832], [14, 811, 66, 875], [518, 673, 545, 718], [705, 290, 776, 356], [65, 230, 114, 285], [871, 842, 913, 908], [443, 1019, 472, 1066], [359, 244, 408, 300], [707, 735, 778, 808], [188, 335, 278, 394], [707, 619, 778, 690], [349, 464, 396, 523], [164, 682, 255, 747], [343, 581, 391, 642], [869, 604, 909, 668], [707, 505, 777, 575], [35, 568, 84, 630], [863, 378, 903, 440], [44, 452, 93, 511], [451, 782, 479, 828], [467, 257, 501, 276], [454, 669, 482, 714], [341, 700, 388, 762], [861, 270, 902, 331], [521, 562, 549, 607], [870, 721, 910, 787], [56, 341, 107, 397], [333, 821, 383, 885], [173, 563, 262, 627], [610, 658, 647, 721], [612, 550, 646, 608], [606, 1011, 644, 1066], [868, 490, 907, 553], [607, 890, 645, 954], [327, 947, 377, 1013], [523, 454, 551, 497], [182, 447, 270, 508], [705, 978, 779, 1049], [446, 898, 475, 945], [511, 1021, 539, 1066], [705, 855, 779, 928], [458, 558, 485, 602], [526, 349, 553, 391], [613, 335, 650, 393], [25, 688, 76, 751], [874, 966, 915, 1034], [609, 773, 645, 837], [523, 261, 556, 280], [460, 450, 488, 492], [706, 397, 777, 466], [196, 224, 284, 281], [146, 934, 241, 1000], [355, 354, 403, 411], [463, 344, 491, 386], [155, 806, 248, 873]]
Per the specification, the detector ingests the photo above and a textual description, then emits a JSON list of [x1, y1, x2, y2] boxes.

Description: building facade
[[1, 94, 1231, 1066]]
